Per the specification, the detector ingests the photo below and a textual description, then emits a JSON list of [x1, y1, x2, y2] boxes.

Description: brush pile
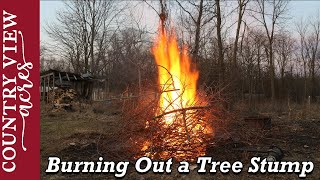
[[120, 86, 226, 162]]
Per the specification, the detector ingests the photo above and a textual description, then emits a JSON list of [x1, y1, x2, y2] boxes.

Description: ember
[[140, 25, 214, 161]]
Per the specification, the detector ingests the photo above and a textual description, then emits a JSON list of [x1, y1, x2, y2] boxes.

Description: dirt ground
[[40, 101, 320, 179]]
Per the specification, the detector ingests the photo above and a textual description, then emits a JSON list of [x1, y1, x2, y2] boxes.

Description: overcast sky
[[40, 1, 320, 43]]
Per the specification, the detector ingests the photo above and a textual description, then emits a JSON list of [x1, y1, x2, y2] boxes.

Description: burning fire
[[141, 25, 213, 161], [152, 28, 199, 125]]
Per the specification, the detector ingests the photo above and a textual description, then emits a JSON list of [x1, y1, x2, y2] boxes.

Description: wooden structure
[[40, 69, 93, 103]]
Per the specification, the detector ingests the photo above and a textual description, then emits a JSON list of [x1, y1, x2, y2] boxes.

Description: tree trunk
[[90, 0, 96, 75], [192, 0, 204, 62], [215, 0, 224, 85], [269, 45, 275, 102], [232, 0, 246, 68]]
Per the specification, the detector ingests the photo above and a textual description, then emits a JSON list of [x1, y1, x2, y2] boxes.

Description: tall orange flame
[[139, 25, 213, 161], [152, 28, 199, 125]]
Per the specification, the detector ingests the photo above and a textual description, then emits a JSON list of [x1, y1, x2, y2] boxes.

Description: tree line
[[41, 0, 320, 103]]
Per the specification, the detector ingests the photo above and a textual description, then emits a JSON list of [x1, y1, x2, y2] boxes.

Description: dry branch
[[153, 105, 213, 120]]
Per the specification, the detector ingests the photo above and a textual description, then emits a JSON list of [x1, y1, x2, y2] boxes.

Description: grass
[[40, 102, 121, 179]]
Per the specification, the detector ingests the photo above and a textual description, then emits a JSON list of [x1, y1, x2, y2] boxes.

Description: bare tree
[[240, 28, 257, 107], [306, 13, 320, 99], [40, 42, 47, 71], [250, 0, 289, 102], [175, 0, 215, 62], [296, 18, 309, 100], [274, 31, 295, 98], [251, 29, 267, 94], [232, 0, 249, 69], [45, 0, 126, 99], [296, 13, 320, 100], [215, 0, 225, 85], [46, 0, 124, 76]]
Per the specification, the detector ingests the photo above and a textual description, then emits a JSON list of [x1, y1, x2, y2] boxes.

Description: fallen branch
[[153, 105, 213, 120]]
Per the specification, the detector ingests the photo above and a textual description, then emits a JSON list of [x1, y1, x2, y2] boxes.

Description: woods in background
[[41, 0, 320, 104]]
